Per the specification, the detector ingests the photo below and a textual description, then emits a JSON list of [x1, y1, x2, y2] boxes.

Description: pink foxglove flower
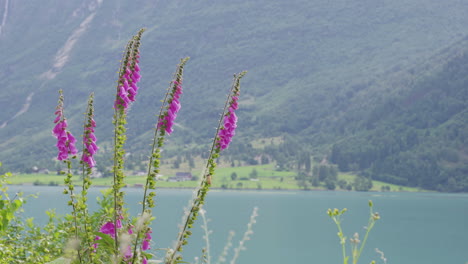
[[53, 93, 77, 160], [142, 229, 152, 251], [82, 116, 98, 168], [158, 80, 183, 134], [99, 221, 116, 238], [217, 95, 239, 150], [93, 217, 128, 251], [115, 51, 142, 110], [93, 221, 115, 249]]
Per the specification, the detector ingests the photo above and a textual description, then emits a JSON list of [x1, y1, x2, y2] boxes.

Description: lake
[[7, 186, 468, 264]]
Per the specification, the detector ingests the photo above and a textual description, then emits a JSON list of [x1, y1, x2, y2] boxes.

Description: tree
[[230, 172, 238, 181], [329, 165, 338, 181], [311, 176, 320, 187], [354, 176, 372, 191], [249, 168, 258, 179], [313, 165, 319, 179], [188, 155, 195, 169], [325, 179, 336, 190], [338, 180, 347, 189], [173, 159, 180, 169], [304, 154, 311, 173]]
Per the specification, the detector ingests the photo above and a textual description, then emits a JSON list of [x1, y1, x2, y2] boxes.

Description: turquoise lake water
[[7, 186, 468, 264]]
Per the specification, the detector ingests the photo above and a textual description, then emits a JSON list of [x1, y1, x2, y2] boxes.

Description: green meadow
[[7, 163, 423, 192]]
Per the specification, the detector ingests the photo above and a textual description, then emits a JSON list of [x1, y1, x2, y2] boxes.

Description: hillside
[[329, 38, 468, 192], [0, 0, 467, 191]]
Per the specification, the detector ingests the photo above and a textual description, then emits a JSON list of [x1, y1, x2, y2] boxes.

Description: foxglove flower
[[142, 229, 152, 251], [158, 80, 183, 134], [93, 221, 115, 250], [114, 50, 142, 110], [93, 217, 125, 249], [141, 228, 152, 264], [82, 115, 98, 168], [217, 95, 239, 150], [99, 221, 116, 238], [53, 92, 77, 160]]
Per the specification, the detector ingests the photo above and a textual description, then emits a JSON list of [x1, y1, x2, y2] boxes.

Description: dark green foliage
[[337, 180, 347, 190], [230, 172, 238, 181], [311, 177, 320, 187], [330, 48, 468, 192], [354, 176, 373, 192], [325, 179, 336, 190], [249, 168, 258, 179]]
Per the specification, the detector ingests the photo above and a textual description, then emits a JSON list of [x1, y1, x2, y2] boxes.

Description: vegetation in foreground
[[2, 29, 250, 264]]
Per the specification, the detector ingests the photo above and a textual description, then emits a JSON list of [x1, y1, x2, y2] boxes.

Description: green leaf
[[94, 231, 115, 249], [12, 199, 23, 210]]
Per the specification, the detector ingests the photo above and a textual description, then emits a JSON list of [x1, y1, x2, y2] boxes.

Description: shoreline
[[5, 182, 429, 193]]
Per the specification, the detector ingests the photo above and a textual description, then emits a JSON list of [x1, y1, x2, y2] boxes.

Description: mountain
[[329, 38, 468, 192], [0, 0, 467, 191]]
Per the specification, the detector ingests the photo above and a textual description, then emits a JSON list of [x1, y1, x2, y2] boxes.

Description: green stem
[[65, 160, 82, 263], [356, 209, 376, 261], [200, 209, 211, 264], [166, 73, 245, 264], [333, 217, 347, 264]]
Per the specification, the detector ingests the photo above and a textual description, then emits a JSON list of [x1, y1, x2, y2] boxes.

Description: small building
[[168, 172, 193, 182], [38, 168, 50, 174]]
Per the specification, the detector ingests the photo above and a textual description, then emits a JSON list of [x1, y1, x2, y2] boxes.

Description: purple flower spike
[[116, 85, 131, 109], [93, 221, 116, 249], [217, 95, 239, 150], [93, 216, 136, 254], [52, 93, 77, 160], [67, 132, 78, 155], [114, 50, 142, 110], [142, 229, 152, 251], [82, 113, 98, 168], [99, 221, 116, 237], [157, 80, 183, 135]]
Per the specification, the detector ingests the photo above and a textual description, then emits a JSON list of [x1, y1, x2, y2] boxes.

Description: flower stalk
[[132, 57, 189, 264], [327, 200, 380, 264], [112, 28, 145, 251], [229, 207, 258, 264], [53, 90, 81, 262], [48, 28, 250, 263], [79, 93, 98, 258], [166, 71, 246, 264]]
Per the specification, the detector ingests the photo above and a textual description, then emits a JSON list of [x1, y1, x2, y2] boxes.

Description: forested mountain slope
[[0, 0, 467, 191], [329, 37, 468, 192]]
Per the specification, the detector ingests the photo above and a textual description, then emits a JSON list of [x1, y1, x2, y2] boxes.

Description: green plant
[[0, 163, 23, 235], [45, 29, 248, 264], [327, 200, 381, 264]]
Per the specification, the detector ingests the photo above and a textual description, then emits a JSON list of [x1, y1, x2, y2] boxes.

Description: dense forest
[[329, 44, 468, 192]]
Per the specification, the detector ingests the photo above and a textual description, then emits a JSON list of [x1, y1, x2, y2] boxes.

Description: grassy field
[[337, 172, 423, 192], [6, 163, 424, 192]]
